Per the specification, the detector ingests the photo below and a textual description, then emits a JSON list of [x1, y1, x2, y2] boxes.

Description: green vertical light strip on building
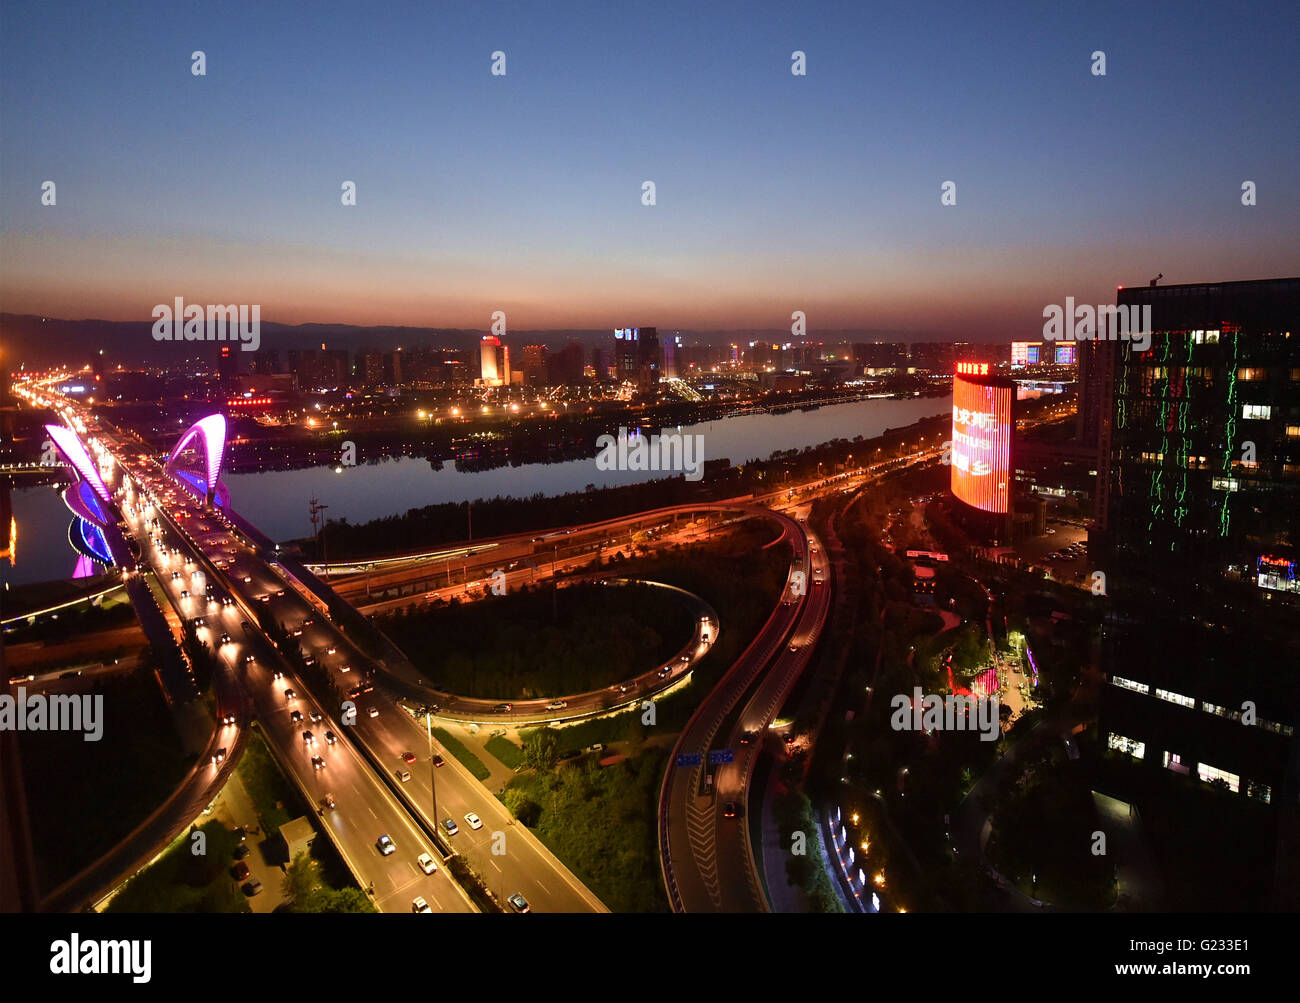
[[1148, 336, 1174, 545], [1220, 331, 1240, 538], [1175, 336, 1191, 528]]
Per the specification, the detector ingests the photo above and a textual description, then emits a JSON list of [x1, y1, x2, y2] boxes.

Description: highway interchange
[[22, 377, 937, 914]]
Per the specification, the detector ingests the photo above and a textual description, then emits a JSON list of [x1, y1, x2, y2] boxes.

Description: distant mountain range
[[0, 312, 952, 369]]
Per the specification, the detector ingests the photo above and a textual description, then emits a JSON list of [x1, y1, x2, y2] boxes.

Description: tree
[[522, 728, 559, 772], [281, 852, 320, 909], [500, 788, 541, 827]]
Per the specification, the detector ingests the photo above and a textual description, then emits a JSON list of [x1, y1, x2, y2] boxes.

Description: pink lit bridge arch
[[165, 413, 231, 507]]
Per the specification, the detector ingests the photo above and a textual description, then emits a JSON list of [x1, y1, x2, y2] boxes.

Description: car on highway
[[275, 588, 285, 596], [221, 712, 236, 725], [464, 812, 483, 830], [376, 834, 395, 855], [321, 794, 336, 810], [658, 666, 672, 678], [722, 801, 737, 818], [171, 571, 181, 581], [290, 627, 303, 637], [211, 747, 227, 764], [338, 663, 351, 673], [739, 731, 754, 744], [417, 853, 438, 875], [219, 633, 231, 645], [616, 684, 632, 695], [302, 730, 315, 745], [180, 590, 190, 600], [311, 755, 325, 771], [396, 769, 411, 783], [507, 893, 530, 913], [284, 687, 296, 700], [326, 645, 337, 655], [789, 642, 799, 652], [221, 596, 234, 607], [309, 710, 323, 723], [441, 818, 459, 837], [324, 730, 337, 745], [290, 710, 303, 724], [272, 670, 284, 680], [401, 751, 417, 764], [493, 702, 513, 713], [432, 754, 445, 768], [412, 896, 431, 913], [546, 700, 567, 710], [367, 706, 379, 718]]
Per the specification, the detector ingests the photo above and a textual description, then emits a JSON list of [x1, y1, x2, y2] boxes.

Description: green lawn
[[501, 751, 669, 913], [377, 582, 695, 698], [485, 734, 523, 770], [434, 728, 491, 781], [237, 726, 302, 834]]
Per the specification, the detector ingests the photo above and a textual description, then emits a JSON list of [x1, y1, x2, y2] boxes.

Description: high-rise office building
[[638, 327, 660, 395], [1099, 276, 1300, 569], [1094, 276, 1300, 907], [613, 328, 640, 383], [479, 336, 507, 386], [522, 344, 547, 386], [361, 349, 384, 386]]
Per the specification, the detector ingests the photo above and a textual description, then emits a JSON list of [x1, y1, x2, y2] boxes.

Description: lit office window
[[1241, 404, 1271, 419], [1162, 751, 1190, 776], [1107, 733, 1145, 760], [1155, 688, 1195, 708], [1111, 676, 1150, 695], [1196, 763, 1240, 793], [1246, 781, 1272, 804]]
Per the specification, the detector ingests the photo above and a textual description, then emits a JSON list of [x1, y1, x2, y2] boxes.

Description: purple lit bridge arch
[[165, 413, 231, 507]]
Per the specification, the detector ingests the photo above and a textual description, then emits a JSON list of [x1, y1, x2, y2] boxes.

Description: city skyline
[[3, 0, 1298, 339]]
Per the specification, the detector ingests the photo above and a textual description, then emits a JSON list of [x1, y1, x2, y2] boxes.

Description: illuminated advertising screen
[[1055, 343, 1077, 365], [1010, 342, 1041, 366], [951, 372, 1012, 514]]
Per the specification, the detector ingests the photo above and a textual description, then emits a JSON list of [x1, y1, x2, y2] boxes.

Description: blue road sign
[[708, 749, 734, 765], [676, 752, 703, 767]]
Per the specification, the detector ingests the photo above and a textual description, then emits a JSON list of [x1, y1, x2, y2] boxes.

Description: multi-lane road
[[659, 506, 830, 912], [69, 408, 608, 913], [108, 435, 471, 913]]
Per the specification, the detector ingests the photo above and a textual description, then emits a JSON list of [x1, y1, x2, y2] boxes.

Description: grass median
[[434, 728, 491, 781]]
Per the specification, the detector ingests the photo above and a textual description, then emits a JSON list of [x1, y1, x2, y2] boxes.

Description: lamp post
[[426, 709, 440, 835]]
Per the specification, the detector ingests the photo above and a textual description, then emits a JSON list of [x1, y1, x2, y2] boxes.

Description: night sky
[[2, 0, 1297, 339]]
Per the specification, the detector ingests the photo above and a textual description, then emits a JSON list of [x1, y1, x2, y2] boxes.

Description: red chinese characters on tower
[[951, 372, 1011, 513]]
